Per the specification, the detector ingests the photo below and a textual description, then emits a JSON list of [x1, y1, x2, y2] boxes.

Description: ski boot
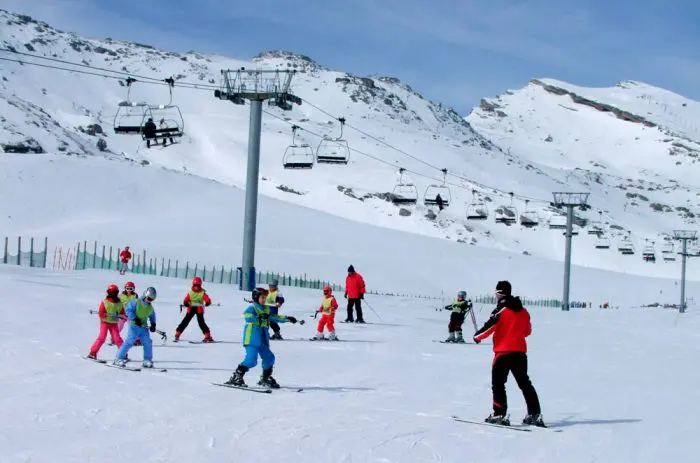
[[113, 358, 127, 367], [142, 360, 154, 368], [328, 331, 339, 341], [258, 367, 280, 389], [224, 365, 248, 387], [455, 331, 465, 343], [485, 413, 510, 426], [202, 333, 215, 343], [87, 352, 97, 360], [355, 319, 366, 324], [522, 413, 546, 427], [270, 332, 283, 340], [444, 333, 456, 343], [312, 332, 325, 340], [174, 331, 181, 342]]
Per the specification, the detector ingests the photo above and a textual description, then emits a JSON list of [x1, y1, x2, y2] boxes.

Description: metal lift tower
[[551, 192, 591, 311], [673, 230, 697, 313], [214, 68, 301, 291]]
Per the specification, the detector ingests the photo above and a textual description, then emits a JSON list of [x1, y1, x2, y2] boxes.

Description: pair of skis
[[452, 415, 561, 433], [85, 356, 167, 372], [212, 383, 304, 394]]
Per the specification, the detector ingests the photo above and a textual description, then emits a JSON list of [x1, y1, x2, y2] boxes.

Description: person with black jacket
[[473, 280, 545, 428]]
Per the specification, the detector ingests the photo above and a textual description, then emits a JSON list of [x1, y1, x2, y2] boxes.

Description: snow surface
[[2, 264, 698, 463], [2, 9, 700, 282]]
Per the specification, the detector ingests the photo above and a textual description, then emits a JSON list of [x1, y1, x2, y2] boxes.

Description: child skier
[[444, 290, 473, 343], [174, 277, 214, 342], [266, 279, 285, 340], [87, 284, 125, 359], [109, 281, 138, 346], [113, 287, 158, 368], [312, 286, 339, 340], [224, 287, 298, 388]]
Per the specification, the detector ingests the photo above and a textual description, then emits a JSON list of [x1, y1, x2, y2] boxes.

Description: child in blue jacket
[[224, 287, 298, 388], [114, 287, 158, 368]]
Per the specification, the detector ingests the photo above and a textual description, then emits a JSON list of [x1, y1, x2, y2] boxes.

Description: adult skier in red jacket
[[344, 265, 366, 323], [119, 246, 132, 275], [473, 280, 544, 428]]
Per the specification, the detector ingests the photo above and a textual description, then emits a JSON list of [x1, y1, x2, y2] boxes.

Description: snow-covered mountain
[[1, 9, 700, 281]]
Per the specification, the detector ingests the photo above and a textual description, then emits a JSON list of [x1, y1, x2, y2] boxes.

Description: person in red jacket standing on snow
[[312, 286, 339, 340], [473, 280, 545, 428], [344, 265, 366, 323], [87, 284, 125, 360], [119, 246, 132, 275], [175, 277, 214, 342]]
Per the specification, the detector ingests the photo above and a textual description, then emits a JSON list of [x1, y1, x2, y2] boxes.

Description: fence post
[[17, 237, 21, 265], [166, 259, 171, 277], [29, 237, 34, 267], [100, 245, 106, 269], [175, 260, 179, 278], [220, 265, 225, 284], [92, 241, 97, 268], [2, 237, 7, 264], [185, 262, 189, 278]]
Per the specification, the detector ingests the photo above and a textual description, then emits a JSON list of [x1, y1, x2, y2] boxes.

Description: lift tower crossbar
[[214, 68, 301, 291], [551, 192, 590, 311]]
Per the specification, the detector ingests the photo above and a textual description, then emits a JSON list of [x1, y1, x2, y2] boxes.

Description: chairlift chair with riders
[[424, 168, 451, 208], [642, 239, 656, 263], [140, 77, 185, 146], [283, 125, 314, 169], [494, 192, 518, 225], [316, 117, 350, 165], [519, 199, 539, 228], [113, 77, 153, 134], [392, 168, 419, 205], [466, 189, 488, 220]]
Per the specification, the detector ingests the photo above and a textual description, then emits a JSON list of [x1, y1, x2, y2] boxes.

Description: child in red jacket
[[87, 284, 125, 359], [311, 286, 339, 341], [175, 277, 214, 342]]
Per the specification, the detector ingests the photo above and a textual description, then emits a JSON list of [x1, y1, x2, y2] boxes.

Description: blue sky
[[2, 0, 699, 114]]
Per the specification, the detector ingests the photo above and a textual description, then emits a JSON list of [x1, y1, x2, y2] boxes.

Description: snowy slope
[[2, 9, 699, 280], [2, 264, 699, 463]]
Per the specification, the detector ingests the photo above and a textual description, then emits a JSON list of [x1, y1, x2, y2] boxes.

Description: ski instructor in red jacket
[[344, 265, 366, 323], [473, 280, 545, 428]]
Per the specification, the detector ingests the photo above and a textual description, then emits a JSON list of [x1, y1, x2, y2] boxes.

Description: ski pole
[[362, 299, 384, 322]]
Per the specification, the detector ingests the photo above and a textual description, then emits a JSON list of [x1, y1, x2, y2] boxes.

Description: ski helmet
[[143, 287, 157, 301], [192, 277, 202, 286], [323, 286, 332, 295], [457, 290, 467, 299], [252, 287, 268, 301], [269, 279, 279, 288], [124, 281, 135, 291], [107, 284, 119, 294]]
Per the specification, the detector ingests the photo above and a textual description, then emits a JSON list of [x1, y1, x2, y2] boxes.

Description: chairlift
[[642, 239, 656, 263], [140, 77, 185, 145], [113, 77, 153, 134], [618, 234, 635, 255], [594, 235, 611, 249], [316, 117, 350, 164], [424, 168, 451, 208], [494, 192, 518, 225], [519, 199, 539, 228], [588, 211, 604, 235], [283, 125, 314, 169], [662, 242, 676, 261], [466, 189, 488, 220], [548, 214, 567, 230], [392, 168, 418, 205]]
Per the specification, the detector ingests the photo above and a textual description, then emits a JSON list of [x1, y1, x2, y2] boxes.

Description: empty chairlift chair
[[548, 214, 567, 230], [424, 168, 451, 208], [392, 168, 419, 205], [114, 77, 152, 134], [494, 192, 518, 225], [466, 189, 488, 220], [316, 117, 350, 165], [140, 77, 185, 146], [588, 211, 605, 235], [283, 125, 314, 169], [595, 234, 611, 249], [519, 200, 539, 228], [642, 240, 656, 263], [618, 234, 635, 255], [661, 241, 676, 262]]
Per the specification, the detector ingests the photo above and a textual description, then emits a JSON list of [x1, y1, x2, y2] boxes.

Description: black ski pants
[[491, 352, 541, 416], [448, 312, 465, 332], [176, 308, 210, 335], [270, 321, 281, 333], [346, 298, 364, 322]]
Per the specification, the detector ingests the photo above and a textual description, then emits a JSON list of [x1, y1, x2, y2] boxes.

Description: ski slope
[[1, 264, 698, 463]]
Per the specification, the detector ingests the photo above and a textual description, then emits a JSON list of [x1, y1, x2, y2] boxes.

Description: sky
[[1, 0, 699, 115]]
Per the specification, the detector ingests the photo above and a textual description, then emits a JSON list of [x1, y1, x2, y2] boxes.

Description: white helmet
[[143, 287, 157, 301]]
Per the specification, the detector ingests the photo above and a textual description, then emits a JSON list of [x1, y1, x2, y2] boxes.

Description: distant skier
[[443, 290, 472, 343], [473, 280, 545, 427], [266, 279, 286, 340], [87, 284, 125, 360], [119, 246, 132, 275], [108, 281, 138, 346], [223, 287, 298, 388], [344, 265, 366, 323], [312, 286, 339, 340], [113, 287, 158, 368], [142, 118, 157, 148], [174, 277, 214, 342], [436, 194, 444, 211]]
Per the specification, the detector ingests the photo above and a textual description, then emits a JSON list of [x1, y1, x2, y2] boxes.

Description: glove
[[205, 302, 211, 307], [344, 292, 348, 299], [134, 317, 144, 327], [150, 324, 156, 333], [360, 294, 364, 300], [473, 337, 481, 344], [287, 316, 297, 324]]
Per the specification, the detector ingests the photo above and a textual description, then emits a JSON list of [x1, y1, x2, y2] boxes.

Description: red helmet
[[124, 281, 135, 290], [107, 284, 119, 294], [192, 277, 202, 286], [323, 286, 332, 294]]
